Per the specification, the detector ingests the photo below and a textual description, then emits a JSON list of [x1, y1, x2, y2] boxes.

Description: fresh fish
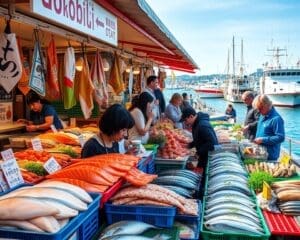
[[35, 180, 93, 203], [205, 203, 258, 218], [207, 190, 251, 200], [101, 234, 170, 240], [152, 176, 197, 189], [206, 196, 256, 209], [205, 218, 263, 235], [208, 174, 248, 186], [207, 181, 251, 196], [204, 209, 260, 225], [99, 221, 158, 239], [158, 185, 194, 198], [158, 169, 201, 182], [211, 152, 239, 160]]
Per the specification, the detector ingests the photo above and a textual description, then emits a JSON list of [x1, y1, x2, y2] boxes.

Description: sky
[[146, 0, 300, 75]]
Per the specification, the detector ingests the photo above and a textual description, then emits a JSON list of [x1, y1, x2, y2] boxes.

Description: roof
[[98, 0, 198, 73], [0, 0, 198, 73]]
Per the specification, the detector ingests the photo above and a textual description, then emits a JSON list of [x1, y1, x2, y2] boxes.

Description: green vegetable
[[148, 134, 166, 147], [24, 162, 47, 176], [232, 124, 242, 132], [48, 145, 78, 158], [244, 158, 259, 165], [248, 171, 274, 192]]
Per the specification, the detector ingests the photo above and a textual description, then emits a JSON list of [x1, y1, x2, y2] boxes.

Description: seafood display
[[0, 182, 92, 233], [203, 152, 267, 236]]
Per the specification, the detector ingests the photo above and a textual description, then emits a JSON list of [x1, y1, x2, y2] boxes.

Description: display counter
[[0, 122, 26, 134]]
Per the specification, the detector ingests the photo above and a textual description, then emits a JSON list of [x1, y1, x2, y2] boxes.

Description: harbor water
[[163, 88, 300, 157]]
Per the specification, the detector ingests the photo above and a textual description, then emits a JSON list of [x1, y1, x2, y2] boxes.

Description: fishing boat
[[224, 37, 255, 103], [193, 78, 224, 98], [260, 47, 300, 107]]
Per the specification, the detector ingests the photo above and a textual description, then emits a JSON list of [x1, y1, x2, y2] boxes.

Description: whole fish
[[101, 234, 170, 240], [99, 221, 158, 239]]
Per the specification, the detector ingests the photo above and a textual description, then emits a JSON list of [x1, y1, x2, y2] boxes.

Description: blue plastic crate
[[105, 203, 176, 228], [137, 154, 154, 174], [176, 200, 201, 240], [148, 157, 156, 174], [0, 193, 101, 240], [0, 183, 33, 196]]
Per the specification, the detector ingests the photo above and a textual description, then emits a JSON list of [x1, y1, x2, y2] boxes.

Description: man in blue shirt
[[253, 94, 285, 161]]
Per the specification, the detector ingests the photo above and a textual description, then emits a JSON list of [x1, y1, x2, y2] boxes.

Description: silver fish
[[101, 234, 170, 240], [99, 221, 158, 239]]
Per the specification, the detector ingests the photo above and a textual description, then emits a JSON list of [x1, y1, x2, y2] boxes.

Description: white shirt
[[128, 108, 149, 144]]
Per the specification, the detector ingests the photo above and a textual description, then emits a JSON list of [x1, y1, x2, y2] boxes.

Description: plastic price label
[[0, 170, 9, 192], [280, 152, 291, 165], [78, 134, 85, 147], [0, 159, 24, 188], [50, 124, 58, 133], [1, 149, 15, 161], [44, 157, 61, 174], [31, 138, 43, 151], [262, 181, 272, 200]]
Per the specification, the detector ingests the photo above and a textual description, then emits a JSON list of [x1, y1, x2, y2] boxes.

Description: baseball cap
[[180, 107, 196, 122]]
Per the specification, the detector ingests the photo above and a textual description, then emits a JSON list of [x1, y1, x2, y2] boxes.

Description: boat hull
[[194, 89, 223, 98], [266, 93, 300, 107]]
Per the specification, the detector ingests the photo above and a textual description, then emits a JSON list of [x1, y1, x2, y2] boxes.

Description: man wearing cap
[[181, 107, 219, 169]]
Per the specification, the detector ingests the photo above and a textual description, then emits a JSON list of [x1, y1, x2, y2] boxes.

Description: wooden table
[[0, 123, 26, 134]]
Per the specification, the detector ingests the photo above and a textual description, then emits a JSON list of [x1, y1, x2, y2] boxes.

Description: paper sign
[[50, 124, 58, 133], [78, 134, 86, 147], [280, 152, 291, 165], [1, 149, 15, 161], [0, 170, 9, 192], [0, 159, 24, 188], [44, 157, 61, 174], [31, 138, 43, 151], [262, 181, 272, 200]]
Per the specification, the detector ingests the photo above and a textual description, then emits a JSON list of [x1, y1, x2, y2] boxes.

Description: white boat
[[260, 47, 300, 107], [223, 37, 255, 103], [193, 79, 224, 98]]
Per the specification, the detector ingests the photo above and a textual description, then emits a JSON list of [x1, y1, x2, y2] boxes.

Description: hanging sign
[[0, 29, 22, 93], [29, 41, 46, 96], [31, 0, 117, 46]]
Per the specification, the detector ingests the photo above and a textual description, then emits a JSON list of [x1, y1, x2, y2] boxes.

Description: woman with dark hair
[[17, 91, 63, 131], [81, 104, 135, 158], [128, 92, 155, 144]]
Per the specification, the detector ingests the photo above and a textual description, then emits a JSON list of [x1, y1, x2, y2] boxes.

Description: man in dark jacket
[[154, 88, 166, 116], [180, 107, 219, 169], [242, 91, 260, 141]]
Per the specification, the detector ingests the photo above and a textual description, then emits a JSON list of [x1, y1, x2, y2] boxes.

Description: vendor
[[17, 91, 63, 132], [81, 104, 135, 158]]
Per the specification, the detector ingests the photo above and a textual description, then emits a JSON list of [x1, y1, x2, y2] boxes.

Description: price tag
[[262, 181, 272, 200], [78, 134, 86, 147], [44, 157, 61, 174], [50, 124, 58, 133], [0, 159, 24, 188], [31, 138, 43, 151], [0, 170, 9, 192], [280, 152, 291, 165], [1, 149, 15, 161]]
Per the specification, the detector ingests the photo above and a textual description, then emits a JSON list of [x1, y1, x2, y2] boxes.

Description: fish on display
[[101, 234, 170, 240], [99, 221, 159, 239]]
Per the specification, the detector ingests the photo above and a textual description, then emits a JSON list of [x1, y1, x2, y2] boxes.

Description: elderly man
[[241, 91, 260, 141], [253, 94, 285, 161]]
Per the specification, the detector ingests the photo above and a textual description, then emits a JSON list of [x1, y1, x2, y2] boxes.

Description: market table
[[0, 122, 26, 134]]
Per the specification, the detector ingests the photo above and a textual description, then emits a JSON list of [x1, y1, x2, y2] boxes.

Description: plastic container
[[137, 154, 155, 174], [263, 211, 300, 236], [0, 183, 32, 196], [0, 193, 101, 240], [100, 179, 124, 208], [143, 144, 159, 156], [155, 156, 188, 172], [176, 200, 201, 240], [201, 196, 271, 240], [105, 203, 177, 228]]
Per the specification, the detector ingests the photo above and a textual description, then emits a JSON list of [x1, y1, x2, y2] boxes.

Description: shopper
[[17, 91, 63, 131], [253, 94, 285, 161], [241, 91, 260, 141], [128, 92, 155, 144], [165, 93, 183, 129], [81, 104, 135, 157], [143, 75, 160, 123]]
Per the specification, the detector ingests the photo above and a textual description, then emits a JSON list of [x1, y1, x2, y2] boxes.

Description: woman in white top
[[128, 92, 155, 144]]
